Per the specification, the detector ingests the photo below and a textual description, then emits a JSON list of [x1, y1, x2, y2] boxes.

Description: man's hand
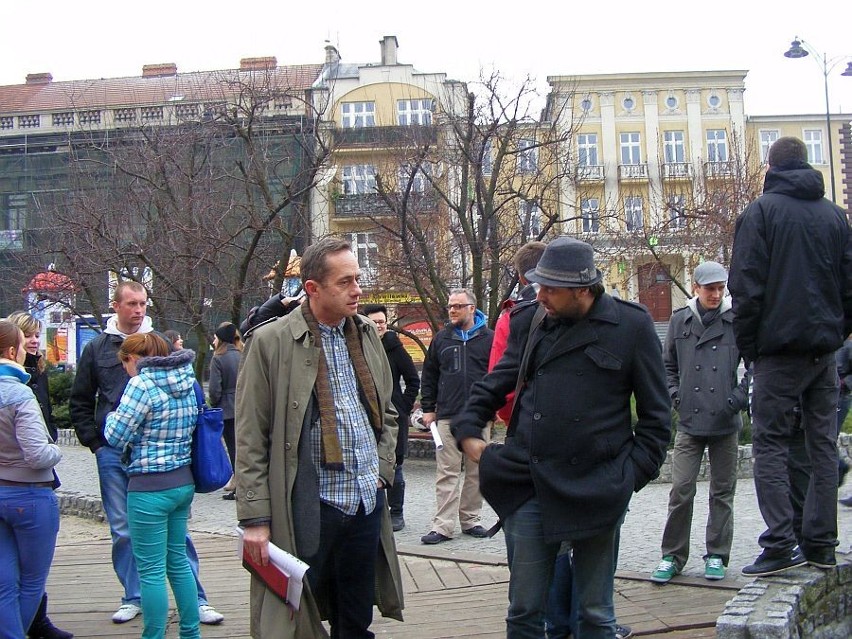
[[243, 524, 271, 566], [422, 412, 437, 427], [461, 438, 487, 463]]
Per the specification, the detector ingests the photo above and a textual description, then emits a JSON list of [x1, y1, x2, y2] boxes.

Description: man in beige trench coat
[[236, 236, 404, 638]]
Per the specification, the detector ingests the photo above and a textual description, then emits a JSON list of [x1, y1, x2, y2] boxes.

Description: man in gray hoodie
[[651, 262, 749, 584]]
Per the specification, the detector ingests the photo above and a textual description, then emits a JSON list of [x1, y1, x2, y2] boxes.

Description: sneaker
[[741, 549, 806, 577], [461, 525, 489, 538], [615, 623, 634, 639], [804, 548, 836, 569], [391, 515, 405, 532], [840, 495, 852, 507], [704, 555, 726, 580], [198, 604, 224, 625], [112, 603, 141, 624], [420, 530, 451, 545], [27, 616, 74, 639], [650, 555, 679, 583]]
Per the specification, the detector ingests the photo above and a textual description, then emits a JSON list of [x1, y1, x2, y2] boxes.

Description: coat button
[[305, 359, 312, 366], [695, 365, 701, 370], [710, 387, 715, 393], [537, 370, 543, 376], [292, 401, 299, 408], [570, 457, 579, 465], [694, 386, 700, 392], [285, 443, 292, 450], [712, 345, 717, 350], [533, 412, 542, 420], [712, 366, 717, 371], [531, 456, 539, 463], [693, 408, 699, 413], [573, 417, 580, 422], [246, 490, 256, 498]]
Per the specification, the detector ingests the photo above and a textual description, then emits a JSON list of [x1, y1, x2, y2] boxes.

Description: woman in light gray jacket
[[209, 322, 242, 500], [0, 320, 62, 638]]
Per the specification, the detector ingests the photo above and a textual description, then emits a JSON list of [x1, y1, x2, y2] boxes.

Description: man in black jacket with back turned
[[729, 136, 852, 575], [363, 304, 420, 531]]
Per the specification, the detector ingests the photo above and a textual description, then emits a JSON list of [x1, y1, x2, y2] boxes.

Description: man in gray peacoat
[[236, 237, 403, 639]]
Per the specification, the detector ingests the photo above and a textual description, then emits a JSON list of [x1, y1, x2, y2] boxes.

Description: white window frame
[[397, 99, 433, 126], [620, 132, 641, 165], [759, 129, 780, 163], [625, 196, 643, 232], [519, 199, 542, 238], [399, 162, 432, 193], [350, 232, 378, 284], [341, 102, 375, 128], [517, 138, 538, 174], [482, 139, 493, 175], [581, 198, 600, 233], [706, 129, 728, 162], [668, 194, 687, 229], [803, 129, 824, 165], [341, 165, 376, 195], [664, 131, 685, 163], [578, 133, 598, 167]]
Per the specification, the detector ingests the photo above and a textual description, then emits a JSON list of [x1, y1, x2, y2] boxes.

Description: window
[[578, 133, 598, 166], [665, 95, 678, 110], [668, 195, 687, 229], [622, 96, 635, 111], [342, 102, 375, 128], [3, 194, 27, 231], [664, 131, 685, 163], [706, 130, 728, 162], [399, 162, 431, 193], [620, 132, 641, 165], [341, 165, 376, 195], [625, 196, 643, 232], [397, 99, 433, 125], [803, 129, 824, 164], [580, 97, 593, 112], [519, 200, 542, 237], [581, 198, 600, 233], [708, 94, 721, 109], [517, 138, 537, 174], [481, 139, 493, 175], [759, 130, 780, 163], [351, 233, 378, 282]]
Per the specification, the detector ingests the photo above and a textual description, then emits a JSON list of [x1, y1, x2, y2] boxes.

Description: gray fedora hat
[[525, 236, 603, 288]]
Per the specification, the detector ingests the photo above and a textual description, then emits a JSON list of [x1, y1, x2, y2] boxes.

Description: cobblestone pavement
[[57, 444, 852, 579]]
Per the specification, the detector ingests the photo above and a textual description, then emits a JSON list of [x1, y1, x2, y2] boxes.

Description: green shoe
[[651, 555, 679, 583], [704, 555, 726, 580]]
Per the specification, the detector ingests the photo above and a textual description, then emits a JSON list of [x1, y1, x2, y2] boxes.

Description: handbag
[[190, 382, 232, 493]]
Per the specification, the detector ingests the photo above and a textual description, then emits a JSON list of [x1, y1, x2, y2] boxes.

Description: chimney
[[142, 63, 178, 78], [240, 57, 277, 71], [380, 36, 398, 65], [325, 44, 340, 65], [25, 73, 53, 85]]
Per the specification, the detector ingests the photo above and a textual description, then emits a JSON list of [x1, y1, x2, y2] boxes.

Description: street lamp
[[783, 37, 852, 204]]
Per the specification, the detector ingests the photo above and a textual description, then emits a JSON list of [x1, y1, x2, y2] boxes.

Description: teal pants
[[127, 484, 200, 639]]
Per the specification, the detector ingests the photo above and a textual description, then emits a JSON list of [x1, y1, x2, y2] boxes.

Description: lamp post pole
[[784, 38, 852, 205]]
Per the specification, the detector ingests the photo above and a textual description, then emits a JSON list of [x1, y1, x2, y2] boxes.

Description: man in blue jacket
[[729, 136, 852, 575], [420, 288, 494, 544]]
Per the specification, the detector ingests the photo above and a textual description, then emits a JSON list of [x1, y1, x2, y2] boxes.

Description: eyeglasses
[[446, 304, 473, 311]]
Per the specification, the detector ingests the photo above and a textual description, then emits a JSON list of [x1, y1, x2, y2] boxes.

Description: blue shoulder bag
[[191, 382, 232, 493]]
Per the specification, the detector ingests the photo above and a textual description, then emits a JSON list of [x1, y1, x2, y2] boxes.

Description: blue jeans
[[96, 445, 208, 605], [127, 485, 200, 639], [0, 487, 59, 639], [504, 498, 619, 639], [302, 491, 384, 639]]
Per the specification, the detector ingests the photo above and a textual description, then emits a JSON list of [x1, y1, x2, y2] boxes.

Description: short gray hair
[[449, 288, 476, 306]]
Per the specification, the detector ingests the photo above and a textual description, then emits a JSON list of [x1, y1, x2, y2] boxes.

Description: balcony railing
[[704, 161, 734, 178], [618, 163, 648, 180], [334, 191, 437, 218], [332, 125, 437, 148], [576, 164, 605, 181], [662, 162, 692, 179]]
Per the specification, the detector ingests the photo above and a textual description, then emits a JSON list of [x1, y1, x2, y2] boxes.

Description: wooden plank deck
[[45, 523, 738, 638]]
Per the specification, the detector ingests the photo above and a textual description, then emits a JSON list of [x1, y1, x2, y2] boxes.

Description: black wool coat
[[452, 294, 671, 542]]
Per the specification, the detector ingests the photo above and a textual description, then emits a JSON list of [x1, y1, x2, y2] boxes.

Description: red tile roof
[[0, 65, 324, 113]]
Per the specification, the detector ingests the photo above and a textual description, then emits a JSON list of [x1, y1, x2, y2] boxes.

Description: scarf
[[301, 299, 383, 469]]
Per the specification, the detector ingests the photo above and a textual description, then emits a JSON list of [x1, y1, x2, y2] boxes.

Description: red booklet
[[242, 545, 290, 604]]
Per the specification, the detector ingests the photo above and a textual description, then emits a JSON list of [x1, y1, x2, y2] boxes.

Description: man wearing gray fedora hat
[[452, 236, 671, 639]]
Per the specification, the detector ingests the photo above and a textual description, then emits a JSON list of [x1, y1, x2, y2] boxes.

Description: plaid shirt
[[104, 359, 197, 476], [311, 320, 380, 515]]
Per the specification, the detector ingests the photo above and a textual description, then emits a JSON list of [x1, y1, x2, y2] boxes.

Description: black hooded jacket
[[380, 330, 420, 419], [729, 165, 852, 361]]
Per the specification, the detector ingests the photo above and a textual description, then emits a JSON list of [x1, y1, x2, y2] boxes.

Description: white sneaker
[[199, 604, 224, 625], [112, 603, 141, 623]]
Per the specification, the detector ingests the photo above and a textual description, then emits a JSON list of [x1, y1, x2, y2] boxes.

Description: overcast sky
[[4, 1, 850, 117]]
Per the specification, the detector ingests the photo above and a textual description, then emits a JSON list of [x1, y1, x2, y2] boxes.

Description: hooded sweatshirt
[[104, 349, 197, 490]]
